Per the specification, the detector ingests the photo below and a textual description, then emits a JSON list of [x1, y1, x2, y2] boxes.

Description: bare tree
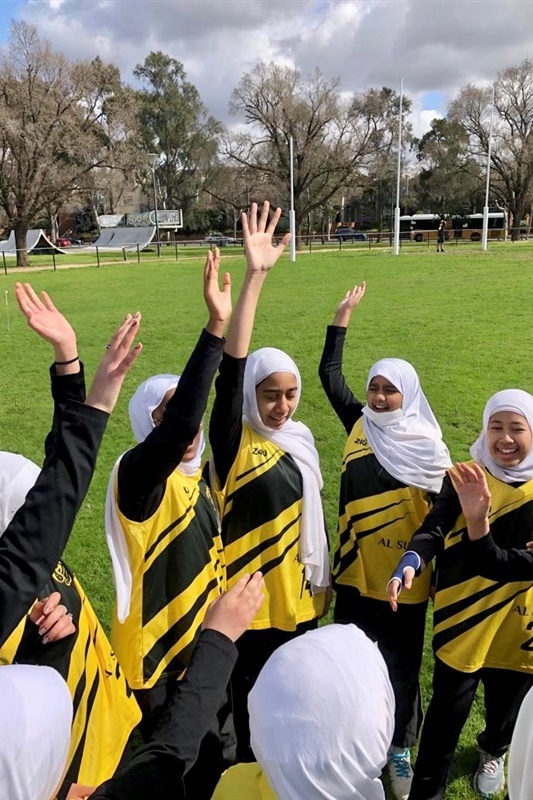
[[0, 21, 141, 265], [227, 62, 385, 244], [449, 60, 533, 239]]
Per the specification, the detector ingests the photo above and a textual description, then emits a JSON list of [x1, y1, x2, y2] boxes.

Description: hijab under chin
[[362, 358, 451, 494], [242, 348, 329, 593], [470, 389, 533, 484], [0, 665, 72, 800], [249, 624, 394, 800]]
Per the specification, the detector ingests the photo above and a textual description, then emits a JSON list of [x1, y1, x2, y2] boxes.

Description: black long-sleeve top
[[117, 329, 225, 522], [0, 392, 108, 648], [318, 325, 364, 435], [408, 472, 533, 582], [209, 351, 248, 488], [90, 629, 237, 800]]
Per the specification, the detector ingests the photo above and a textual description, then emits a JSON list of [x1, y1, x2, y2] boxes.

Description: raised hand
[[29, 591, 76, 644], [15, 282, 78, 370], [204, 247, 232, 337], [202, 572, 264, 642], [333, 281, 366, 327], [84, 313, 142, 414], [449, 462, 491, 539], [242, 201, 291, 273]]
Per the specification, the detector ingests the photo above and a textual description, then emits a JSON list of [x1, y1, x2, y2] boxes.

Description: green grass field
[[2, 241, 530, 799]]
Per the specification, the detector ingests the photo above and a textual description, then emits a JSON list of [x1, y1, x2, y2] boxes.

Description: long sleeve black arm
[[0, 401, 108, 647], [90, 629, 237, 800], [118, 329, 224, 522], [318, 325, 364, 435], [209, 352, 246, 489], [407, 474, 461, 570], [461, 532, 533, 581]]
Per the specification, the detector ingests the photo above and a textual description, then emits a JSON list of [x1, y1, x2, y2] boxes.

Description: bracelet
[[54, 355, 79, 366]]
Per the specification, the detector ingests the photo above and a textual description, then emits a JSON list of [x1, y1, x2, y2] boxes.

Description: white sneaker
[[387, 746, 413, 800], [472, 748, 506, 798]]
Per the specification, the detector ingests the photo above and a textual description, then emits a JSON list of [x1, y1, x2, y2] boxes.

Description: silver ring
[[105, 343, 111, 350]]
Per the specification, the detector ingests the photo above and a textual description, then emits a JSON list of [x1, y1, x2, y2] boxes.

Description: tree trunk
[[510, 204, 524, 241], [14, 221, 29, 267]]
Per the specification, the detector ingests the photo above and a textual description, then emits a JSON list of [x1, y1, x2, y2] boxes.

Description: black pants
[[334, 585, 427, 748], [231, 619, 318, 762], [134, 678, 234, 800], [408, 656, 533, 800]]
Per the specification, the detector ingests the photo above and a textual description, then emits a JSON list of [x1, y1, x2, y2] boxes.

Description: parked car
[[203, 232, 239, 246], [332, 228, 369, 242], [55, 236, 83, 247]]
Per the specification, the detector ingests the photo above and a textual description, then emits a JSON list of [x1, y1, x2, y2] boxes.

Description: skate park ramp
[[86, 226, 156, 252], [0, 229, 69, 255]]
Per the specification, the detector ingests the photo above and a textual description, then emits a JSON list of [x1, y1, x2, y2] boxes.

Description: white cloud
[[15, 0, 533, 137]]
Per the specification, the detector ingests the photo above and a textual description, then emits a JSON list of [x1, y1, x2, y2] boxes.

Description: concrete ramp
[[0, 229, 69, 255], [88, 227, 156, 252]]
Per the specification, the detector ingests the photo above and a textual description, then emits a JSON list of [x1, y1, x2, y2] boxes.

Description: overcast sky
[[1, 0, 533, 138]]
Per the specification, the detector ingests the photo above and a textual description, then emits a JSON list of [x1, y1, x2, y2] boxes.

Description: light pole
[[148, 153, 161, 257]]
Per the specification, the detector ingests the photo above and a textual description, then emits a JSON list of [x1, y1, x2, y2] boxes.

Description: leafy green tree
[[133, 52, 222, 219]]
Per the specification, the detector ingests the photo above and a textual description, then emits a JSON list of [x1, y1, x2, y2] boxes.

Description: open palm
[[242, 201, 291, 272]]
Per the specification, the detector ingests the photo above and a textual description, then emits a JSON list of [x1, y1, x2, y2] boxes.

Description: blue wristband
[[389, 551, 421, 586]]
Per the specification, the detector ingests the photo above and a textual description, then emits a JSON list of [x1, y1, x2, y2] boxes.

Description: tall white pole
[[289, 135, 296, 262], [482, 84, 495, 251], [393, 79, 404, 256]]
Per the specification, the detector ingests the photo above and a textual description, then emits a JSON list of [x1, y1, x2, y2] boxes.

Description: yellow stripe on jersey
[[215, 423, 324, 631], [433, 463, 533, 674], [111, 469, 225, 690], [0, 565, 141, 799], [334, 417, 432, 603]]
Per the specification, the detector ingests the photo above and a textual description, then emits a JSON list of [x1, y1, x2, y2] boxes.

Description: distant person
[[212, 623, 395, 800], [319, 281, 451, 800], [388, 389, 533, 800], [437, 219, 445, 252]]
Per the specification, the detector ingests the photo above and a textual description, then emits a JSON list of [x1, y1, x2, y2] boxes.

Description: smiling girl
[[210, 201, 330, 762], [388, 389, 533, 800], [319, 282, 451, 800]]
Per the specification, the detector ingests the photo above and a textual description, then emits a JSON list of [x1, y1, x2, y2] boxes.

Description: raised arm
[[117, 249, 232, 519], [450, 462, 533, 581], [0, 311, 142, 646], [210, 201, 290, 486], [318, 282, 366, 434]]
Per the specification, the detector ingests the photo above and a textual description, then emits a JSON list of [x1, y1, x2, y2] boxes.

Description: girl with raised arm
[[105, 249, 231, 800], [210, 201, 330, 762], [388, 389, 533, 799], [319, 282, 451, 800]]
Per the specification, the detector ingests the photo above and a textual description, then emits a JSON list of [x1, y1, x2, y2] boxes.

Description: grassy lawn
[[2, 241, 531, 798]]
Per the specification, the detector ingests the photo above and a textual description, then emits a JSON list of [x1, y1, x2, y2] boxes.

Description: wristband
[[387, 551, 421, 589], [54, 356, 79, 366]]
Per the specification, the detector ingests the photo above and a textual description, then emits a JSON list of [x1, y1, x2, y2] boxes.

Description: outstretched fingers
[[258, 201, 271, 233]]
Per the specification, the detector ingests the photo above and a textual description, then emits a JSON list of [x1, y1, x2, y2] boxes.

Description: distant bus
[[399, 214, 443, 242], [451, 212, 507, 241], [399, 212, 507, 242]]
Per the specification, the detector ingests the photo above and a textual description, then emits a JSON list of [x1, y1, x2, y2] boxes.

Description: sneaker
[[387, 746, 413, 800], [472, 748, 506, 798]]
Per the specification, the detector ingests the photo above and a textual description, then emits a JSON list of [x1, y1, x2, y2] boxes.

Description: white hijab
[[0, 664, 72, 800], [0, 452, 41, 535], [361, 358, 451, 493], [470, 389, 533, 484], [106, 374, 205, 622], [249, 624, 395, 800], [508, 685, 533, 800], [243, 348, 329, 593]]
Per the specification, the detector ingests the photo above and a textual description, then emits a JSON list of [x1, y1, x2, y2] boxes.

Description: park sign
[[98, 210, 183, 229]]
